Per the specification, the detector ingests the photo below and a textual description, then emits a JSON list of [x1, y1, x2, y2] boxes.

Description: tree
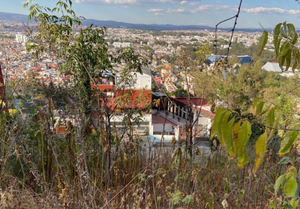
[[23, 0, 148, 202], [195, 43, 211, 68], [208, 20, 300, 208]]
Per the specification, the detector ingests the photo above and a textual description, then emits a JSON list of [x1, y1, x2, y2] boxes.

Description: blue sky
[[2, 0, 300, 28]]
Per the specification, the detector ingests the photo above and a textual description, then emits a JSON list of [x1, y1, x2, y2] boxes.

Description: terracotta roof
[[97, 89, 152, 111]]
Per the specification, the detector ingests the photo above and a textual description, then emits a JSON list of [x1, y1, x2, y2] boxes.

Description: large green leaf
[[275, 174, 285, 196], [222, 118, 235, 156], [265, 107, 275, 127], [284, 175, 297, 198], [287, 23, 298, 44], [219, 111, 232, 144], [290, 197, 299, 209], [279, 131, 298, 156], [237, 121, 252, 168], [210, 108, 227, 140], [267, 118, 278, 141], [254, 132, 267, 173], [232, 120, 242, 157], [277, 39, 293, 70], [275, 166, 298, 198], [255, 101, 265, 116], [273, 23, 282, 56], [253, 97, 262, 107], [278, 54, 285, 68], [280, 22, 288, 38], [258, 30, 268, 56], [285, 49, 292, 70]]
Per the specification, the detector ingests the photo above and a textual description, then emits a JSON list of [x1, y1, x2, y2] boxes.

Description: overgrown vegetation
[[1, 0, 300, 208]]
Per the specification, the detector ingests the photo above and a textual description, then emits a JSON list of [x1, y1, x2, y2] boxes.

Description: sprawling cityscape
[[1, 1, 300, 207], [0, 18, 269, 143]]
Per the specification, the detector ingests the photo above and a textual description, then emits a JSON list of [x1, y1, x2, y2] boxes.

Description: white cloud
[[147, 8, 163, 12], [242, 7, 300, 15], [167, 8, 186, 13], [191, 5, 231, 13], [180, 1, 187, 5], [73, 1, 300, 17], [154, 12, 164, 16]]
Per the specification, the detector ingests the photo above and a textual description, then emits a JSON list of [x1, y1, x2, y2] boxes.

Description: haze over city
[[1, 0, 300, 28]]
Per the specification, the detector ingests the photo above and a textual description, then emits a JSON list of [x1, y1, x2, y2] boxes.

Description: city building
[[112, 42, 132, 48], [15, 33, 28, 43], [92, 67, 152, 139], [150, 93, 214, 143]]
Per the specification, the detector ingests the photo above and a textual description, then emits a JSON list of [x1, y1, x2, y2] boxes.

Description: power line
[[214, 0, 243, 58]]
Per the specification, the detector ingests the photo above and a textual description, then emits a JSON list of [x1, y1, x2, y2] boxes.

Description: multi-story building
[[150, 93, 215, 143], [15, 33, 28, 43]]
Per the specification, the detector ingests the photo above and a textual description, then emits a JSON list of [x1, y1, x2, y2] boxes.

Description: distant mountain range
[[0, 11, 267, 32]]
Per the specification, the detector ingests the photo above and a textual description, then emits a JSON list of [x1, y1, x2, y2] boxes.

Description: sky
[[2, 0, 300, 28]]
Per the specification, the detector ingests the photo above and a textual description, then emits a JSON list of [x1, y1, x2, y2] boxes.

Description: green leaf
[[284, 175, 297, 198], [182, 195, 193, 204], [280, 22, 288, 38], [232, 120, 242, 157], [265, 107, 275, 127], [255, 101, 265, 115], [279, 131, 298, 156], [222, 117, 235, 156], [284, 49, 292, 71], [171, 190, 183, 205], [219, 111, 232, 144], [258, 30, 268, 56], [172, 196, 182, 205], [287, 23, 298, 44], [292, 60, 298, 72], [275, 174, 285, 195], [278, 55, 285, 69], [267, 118, 278, 141], [254, 132, 267, 173], [138, 173, 146, 180], [237, 121, 252, 168], [295, 49, 300, 61], [273, 23, 283, 56], [290, 197, 299, 209], [274, 37, 282, 57], [279, 41, 290, 58], [210, 108, 227, 140], [279, 156, 291, 165], [273, 23, 282, 36], [253, 97, 262, 107]]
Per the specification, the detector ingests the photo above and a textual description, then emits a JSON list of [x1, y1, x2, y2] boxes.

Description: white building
[[262, 62, 300, 77], [15, 34, 28, 43], [262, 62, 283, 72], [112, 42, 132, 48]]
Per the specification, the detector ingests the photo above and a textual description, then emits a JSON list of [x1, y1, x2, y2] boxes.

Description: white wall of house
[[111, 113, 151, 123], [135, 74, 151, 90], [115, 67, 152, 90], [153, 124, 174, 133]]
